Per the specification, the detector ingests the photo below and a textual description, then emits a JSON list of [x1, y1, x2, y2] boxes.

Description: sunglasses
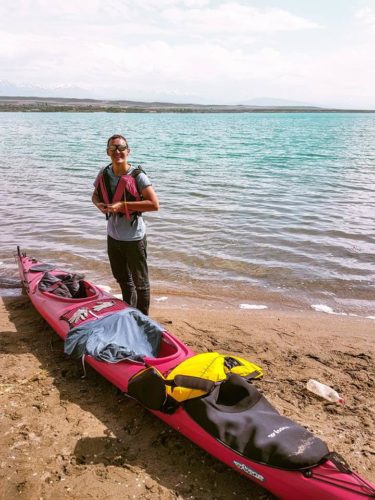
[[107, 144, 128, 152]]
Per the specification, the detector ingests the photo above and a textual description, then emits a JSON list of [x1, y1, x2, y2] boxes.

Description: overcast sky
[[1, 0, 375, 107]]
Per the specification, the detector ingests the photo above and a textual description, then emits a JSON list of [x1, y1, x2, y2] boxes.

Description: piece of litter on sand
[[155, 296, 168, 302], [97, 284, 112, 293], [239, 304, 267, 310]]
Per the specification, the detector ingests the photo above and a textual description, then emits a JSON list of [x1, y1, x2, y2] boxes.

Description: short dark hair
[[107, 134, 129, 148]]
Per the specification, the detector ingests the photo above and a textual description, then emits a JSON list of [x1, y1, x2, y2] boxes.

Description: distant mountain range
[[0, 80, 93, 99], [0, 80, 374, 113], [0, 79, 320, 108], [240, 97, 318, 107]]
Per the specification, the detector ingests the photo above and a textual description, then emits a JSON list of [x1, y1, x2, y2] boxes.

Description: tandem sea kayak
[[16, 247, 375, 499]]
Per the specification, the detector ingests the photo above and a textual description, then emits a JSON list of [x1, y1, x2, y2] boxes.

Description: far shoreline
[[1, 95, 375, 113]]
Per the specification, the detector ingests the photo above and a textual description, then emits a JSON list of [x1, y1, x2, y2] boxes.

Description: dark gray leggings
[[107, 235, 150, 315]]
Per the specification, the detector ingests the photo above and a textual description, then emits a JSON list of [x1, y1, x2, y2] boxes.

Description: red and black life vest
[[96, 164, 144, 223]]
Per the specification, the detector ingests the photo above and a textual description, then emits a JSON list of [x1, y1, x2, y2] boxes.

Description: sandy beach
[[0, 293, 374, 500]]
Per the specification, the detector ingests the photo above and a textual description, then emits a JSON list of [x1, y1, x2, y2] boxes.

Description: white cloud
[[1, 28, 374, 107], [298, 44, 375, 107], [183, 0, 210, 7], [0, 1, 374, 107], [355, 7, 375, 32], [356, 7, 375, 24], [0, 1, 319, 38], [162, 3, 320, 34]]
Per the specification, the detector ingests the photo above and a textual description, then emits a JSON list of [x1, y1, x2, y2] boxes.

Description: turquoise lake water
[[0, 112, 374, 315]]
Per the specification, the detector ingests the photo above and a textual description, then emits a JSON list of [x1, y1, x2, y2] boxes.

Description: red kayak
[[16, 247, 375, 499]]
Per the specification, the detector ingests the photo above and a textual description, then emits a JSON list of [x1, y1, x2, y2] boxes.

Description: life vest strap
[[244, 370, 262, 381], [166, 370, 260, 392], [166, 375, 216, 393]]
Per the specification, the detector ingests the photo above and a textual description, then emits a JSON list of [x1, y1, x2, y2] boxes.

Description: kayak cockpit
[[38, 272, 100, 302], [41, 280, 99, 302], [156, 334, 181, 358]]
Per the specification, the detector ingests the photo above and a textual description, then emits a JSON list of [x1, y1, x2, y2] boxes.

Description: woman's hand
[[96, 202, 110, 214], [106, 202, 124, 214]]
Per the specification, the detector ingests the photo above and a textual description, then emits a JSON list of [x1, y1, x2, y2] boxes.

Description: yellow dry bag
[[165, 352, 263, 402]]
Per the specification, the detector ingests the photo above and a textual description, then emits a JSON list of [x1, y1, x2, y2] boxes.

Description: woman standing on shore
[[92, 134, 159, 315]]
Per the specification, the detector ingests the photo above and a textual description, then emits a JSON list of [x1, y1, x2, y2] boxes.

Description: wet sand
[[0, 295, 374, 499]]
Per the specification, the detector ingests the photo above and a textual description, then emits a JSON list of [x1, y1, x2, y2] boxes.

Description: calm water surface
[[1, 112, 374, 315]]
